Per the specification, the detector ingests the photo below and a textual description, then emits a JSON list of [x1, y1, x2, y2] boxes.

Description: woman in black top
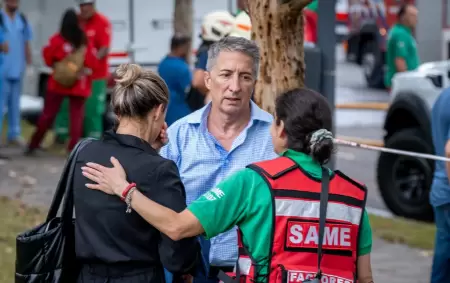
[[74, 63, 201, 282]]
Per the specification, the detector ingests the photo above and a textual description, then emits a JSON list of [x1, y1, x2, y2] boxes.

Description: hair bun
[[115, 63, 142, 88], [309, 129, 334, 165]]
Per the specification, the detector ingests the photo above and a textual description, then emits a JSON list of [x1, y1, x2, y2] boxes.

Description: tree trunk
[[173, 0, 193, 62], [248, 0, 313, 114]]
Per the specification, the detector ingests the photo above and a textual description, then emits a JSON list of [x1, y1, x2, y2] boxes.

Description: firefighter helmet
[[77, 0, 95, 4], [229, 11, 252, 40], [201, 11, 235, 42]]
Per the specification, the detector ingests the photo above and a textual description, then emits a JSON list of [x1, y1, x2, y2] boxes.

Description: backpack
[[0, 12, 28, 35], [53, 45, 87, 88]]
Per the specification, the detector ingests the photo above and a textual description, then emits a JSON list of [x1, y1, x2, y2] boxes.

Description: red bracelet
[[121, 182, 136, 201]]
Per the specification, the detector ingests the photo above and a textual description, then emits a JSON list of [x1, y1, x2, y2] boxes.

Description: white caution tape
[[334, 138, 450, 163]]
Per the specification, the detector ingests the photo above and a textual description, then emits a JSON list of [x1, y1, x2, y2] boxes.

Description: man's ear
[[204, 71, 211, 91]]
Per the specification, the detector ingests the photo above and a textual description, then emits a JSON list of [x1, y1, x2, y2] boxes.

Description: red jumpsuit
[[304, 9, 318, 44], [28, 33, 98, 151]]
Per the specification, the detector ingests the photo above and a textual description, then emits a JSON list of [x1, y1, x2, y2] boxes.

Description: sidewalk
[[371, 238, 431, 282], [336, 125, 384, 141], [0, 149, 433, 282]]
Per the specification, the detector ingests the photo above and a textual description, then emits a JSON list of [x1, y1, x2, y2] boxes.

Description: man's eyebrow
[[219, 69, 252, 75]]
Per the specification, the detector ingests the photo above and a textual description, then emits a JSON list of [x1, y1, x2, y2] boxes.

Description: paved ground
[[336, 126, 387, 212], [0, 144, 433, 282], [371, 238, 432, 283], [2, 45, 431, 282]]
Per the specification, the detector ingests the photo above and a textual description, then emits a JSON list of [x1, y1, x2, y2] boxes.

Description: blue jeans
[[431, 204, 450, 283], [194, 236, 218, 283], [164, 236, 211, 283], [0, 78, 22, 140]]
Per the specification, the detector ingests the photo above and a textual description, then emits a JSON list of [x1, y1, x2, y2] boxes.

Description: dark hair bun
[[309, 136, 334, 165]]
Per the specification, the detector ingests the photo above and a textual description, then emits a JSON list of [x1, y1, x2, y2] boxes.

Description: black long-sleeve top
[[74, 130, 201, 276]]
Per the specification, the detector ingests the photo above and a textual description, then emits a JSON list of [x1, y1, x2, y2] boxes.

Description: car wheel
[[361, 41, 385, 89], [377, 128, 434, 221]]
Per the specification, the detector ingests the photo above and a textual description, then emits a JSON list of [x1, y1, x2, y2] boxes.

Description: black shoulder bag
[[304, 167, 330, 283], [15, 138, 93, 283]]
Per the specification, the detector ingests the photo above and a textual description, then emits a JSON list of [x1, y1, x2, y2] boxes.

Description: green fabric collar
[[395, 23, 412, 34], [280, 149, 325, 178]]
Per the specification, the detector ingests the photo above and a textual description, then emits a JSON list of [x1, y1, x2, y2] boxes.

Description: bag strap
[[316, 167, 330, 279], [61, 138, 94, 224], [20, 12, 27, 26], [46, 138, 94, 221]]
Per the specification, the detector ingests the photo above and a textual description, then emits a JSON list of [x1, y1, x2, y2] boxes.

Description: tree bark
[[248, 0, 313, 114], [173, 0, 193, 62]]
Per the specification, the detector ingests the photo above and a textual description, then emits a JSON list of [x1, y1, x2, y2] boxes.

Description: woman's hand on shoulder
[[81, 156, 129, 197]]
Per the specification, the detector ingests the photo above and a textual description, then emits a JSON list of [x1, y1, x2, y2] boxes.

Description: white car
[[377, 60, 450, 221]]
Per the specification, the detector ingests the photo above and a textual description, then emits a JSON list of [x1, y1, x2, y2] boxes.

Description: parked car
[[377, 60, 450, 221]]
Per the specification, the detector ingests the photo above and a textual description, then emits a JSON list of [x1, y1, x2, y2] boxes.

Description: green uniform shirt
[[188, 150, 372, 279], [385, 24, 420, 87]]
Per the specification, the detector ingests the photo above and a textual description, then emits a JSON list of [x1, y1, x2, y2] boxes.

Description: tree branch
[[279, 0, 313, 15]]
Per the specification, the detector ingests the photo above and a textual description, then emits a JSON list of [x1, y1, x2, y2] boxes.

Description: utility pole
[[317, 0, 336, 169], [173, 0, 193, 63]]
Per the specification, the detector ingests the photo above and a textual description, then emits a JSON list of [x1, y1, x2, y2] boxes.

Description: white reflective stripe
[[234, 257, 252, 275], [275, 199, 362, 225]]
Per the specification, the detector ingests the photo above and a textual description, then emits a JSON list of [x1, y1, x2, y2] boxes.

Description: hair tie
[[309, 129, 333, 152]]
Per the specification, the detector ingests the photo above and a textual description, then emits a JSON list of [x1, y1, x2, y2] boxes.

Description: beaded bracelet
[[121, 182, 136, 201], [125, 187, 137, 214]]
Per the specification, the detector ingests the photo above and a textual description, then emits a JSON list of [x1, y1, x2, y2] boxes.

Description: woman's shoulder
[[79, 139, 172, 174], [48, 33, 65, 46]]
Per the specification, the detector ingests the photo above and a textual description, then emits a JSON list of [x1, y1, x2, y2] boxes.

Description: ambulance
[[20, 0, 239, 125]]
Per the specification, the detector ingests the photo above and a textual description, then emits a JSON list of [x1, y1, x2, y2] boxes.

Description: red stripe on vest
[[223, 157, 367, 283]]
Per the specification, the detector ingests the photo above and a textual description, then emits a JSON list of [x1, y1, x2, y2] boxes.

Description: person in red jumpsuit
[[26, 8, 97, 155], [304, 0, 318, 44]]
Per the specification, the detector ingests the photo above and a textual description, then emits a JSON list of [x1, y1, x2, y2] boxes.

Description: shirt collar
[[187, 100, 273, 125], [1, 9, 14, 19], [102, 130, 159, 156], [280, 149, 332, 179], [397, 23, 412, 34], [281, 149, 317, 165], [80, 12, 98, 24]]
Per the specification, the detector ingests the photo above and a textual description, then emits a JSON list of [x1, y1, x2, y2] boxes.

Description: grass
[[1, 120, 67, 154], [0, 121, 438, 262], [0, 197, 46, 283], [1, 119, 55, 146], [0, 196, 437, 282], [369, 214, 436, 251]]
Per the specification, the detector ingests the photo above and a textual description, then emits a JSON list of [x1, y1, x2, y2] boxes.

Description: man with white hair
[[160, 36, 276, 283]]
